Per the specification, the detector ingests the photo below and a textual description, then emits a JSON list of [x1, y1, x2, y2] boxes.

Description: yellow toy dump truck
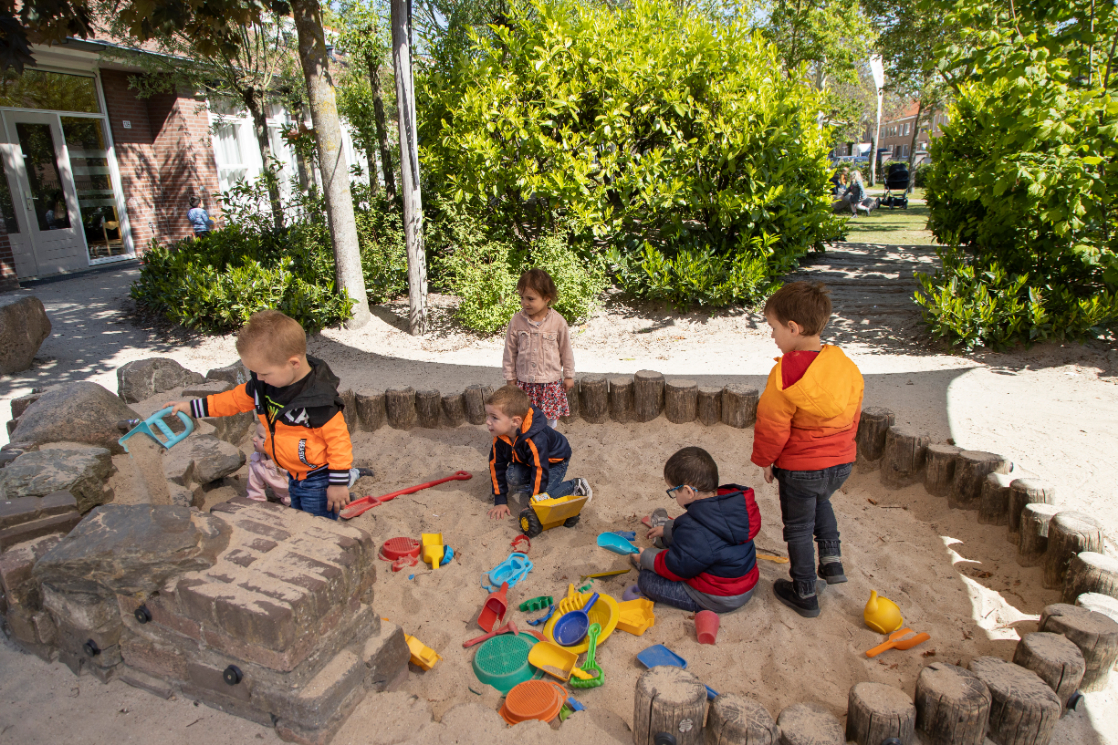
[[518, 493, 588, 537]]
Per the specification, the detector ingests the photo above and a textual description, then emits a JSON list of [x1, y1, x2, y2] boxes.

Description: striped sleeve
[[319, 411, 354, 486], [192, 384, 255, 419]]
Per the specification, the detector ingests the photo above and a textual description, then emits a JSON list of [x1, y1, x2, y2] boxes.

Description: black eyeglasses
[[666, 484, 687, 499]]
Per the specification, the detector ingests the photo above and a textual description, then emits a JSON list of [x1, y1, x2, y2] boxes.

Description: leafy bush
[[421, 0, 840, 309], [919, 0, 1118, 348]]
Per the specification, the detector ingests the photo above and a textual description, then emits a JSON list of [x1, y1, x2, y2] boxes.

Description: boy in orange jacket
[[168, 310, 354, 520], [751, 282, 864, 618]]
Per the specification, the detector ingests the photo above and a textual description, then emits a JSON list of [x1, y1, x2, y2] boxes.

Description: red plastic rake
[[340, 471, 473, 520]]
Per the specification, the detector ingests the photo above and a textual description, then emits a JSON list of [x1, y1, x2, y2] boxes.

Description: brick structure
[[0, 230, 16, 291]]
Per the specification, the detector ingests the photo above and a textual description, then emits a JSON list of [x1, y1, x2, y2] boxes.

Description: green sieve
[[472, 632, 537, 693]]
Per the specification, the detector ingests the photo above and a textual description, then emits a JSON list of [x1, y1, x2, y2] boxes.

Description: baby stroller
[[881, 163, 910, 209]]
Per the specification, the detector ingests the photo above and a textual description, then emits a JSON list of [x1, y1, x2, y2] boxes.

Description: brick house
[[0, 36, 369, 290], [876, 101, 949, 165]]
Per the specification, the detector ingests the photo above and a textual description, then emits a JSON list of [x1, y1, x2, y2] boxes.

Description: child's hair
[[516, 268, 558, 303], [189, 196, 201, 208], [663, 447, 719, 493], [235, 310, 307, 365], [763, 282, 832, 336], [486, 384, 532, 420]]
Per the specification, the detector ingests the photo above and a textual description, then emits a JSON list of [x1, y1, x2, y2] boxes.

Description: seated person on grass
[[485, 385, 591, 520], [630, 447, 761, 613]]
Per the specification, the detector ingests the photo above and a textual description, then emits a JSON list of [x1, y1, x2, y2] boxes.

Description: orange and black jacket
[[489, 404, 572, 505], [189, 356, 353, 486]]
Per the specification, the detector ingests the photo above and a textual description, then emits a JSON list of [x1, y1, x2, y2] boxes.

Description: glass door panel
[[60, 116, 124, 260], [15, 121, 71, 231]]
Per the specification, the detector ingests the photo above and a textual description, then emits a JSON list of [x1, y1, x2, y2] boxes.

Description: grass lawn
[[839, 187, 939, 246]]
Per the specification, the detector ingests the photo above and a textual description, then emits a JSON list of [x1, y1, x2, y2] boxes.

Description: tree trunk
[[355, 390, 385, 431], [721, 384, 759, 429], [906, 99, 923, 182], [775, 702, 844, 745], [440, 392, 465, 427], [1008, 479, 1056, 544], [1038, 603, 1118, 692], [704, 694, 778, 745], [881, 427, 930, 488], [923, 444, 961, 497], [385, 385, 417, 429], [978, 472, 1013, 525], [632, 667, 707, 745], [340, 388, 357, 433], [664, 379, 698, 424], [1063, 552, 1118, 604], [608, 376, 634, 423], [633, 370, 665, 422], [463, 384, 493, 425], [969, 656, 1061, 745], [1076, 592, 1118, 624], [914, 663, 990, 745], [845, 682, 916, 745], [578, 375, 608, 423], [949, 451, 1009, 511], [562, 382, 579, 422], [390, 0, 427, 335], [368, 56, 397, 200], [855, 407, 895, 471], [697, 387, 722, 427], [415, 389, 441, 428], [290, 0, 371, 329], [243, 88, 284, 229], [1017, 503, 1060, 568], [1043, 512, 1104, 590], [1012, 632, 1086, 713]]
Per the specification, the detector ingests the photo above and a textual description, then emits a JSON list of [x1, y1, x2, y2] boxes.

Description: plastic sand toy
[[478, 582, 510, 632], [553, 593, 600, 646], [636, 644, 719, 700], [340, 471, 472, 519], [472, 631, 537, 693], [528, 641, 594, 682], [481, 552, 532, 592], [518, 492, 588, 538], [527, 605, 555, 626], [118, 407, 194, 452], [499, 680, 567, 726], [519, 596, 553, 613], [616, 598, 655, 636], [405, 633, 441, 670], [569, 623, 604, 690], [864, 590, 904, 634], [865, 628, 930, 658], [544, 590, 619, 654], [597, 532, 641, 555]]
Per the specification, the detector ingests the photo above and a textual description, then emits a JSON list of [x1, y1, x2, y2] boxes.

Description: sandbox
[[2, 364, 1116, 745]]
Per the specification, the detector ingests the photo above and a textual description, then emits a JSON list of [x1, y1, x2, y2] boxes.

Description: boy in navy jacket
[[485, 385, 591, 519], [631, 447, 761, 613]]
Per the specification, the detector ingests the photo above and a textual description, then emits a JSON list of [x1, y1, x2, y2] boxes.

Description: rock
[[182, 381, 233, 398], [11, 393, 42, 419], [0, 511, 83, 551], [0, 447, 114, 513], [163, 434, 245, 487], [10, 382, 139, 454], [33, 504, 230, 596], [206, 361, 249, 387], [0, 533, 63, 612], [117, 358, 206, 404], [168, 483, 204, 510], [0, 296, 51, 374], [209, 412, 257, 446]]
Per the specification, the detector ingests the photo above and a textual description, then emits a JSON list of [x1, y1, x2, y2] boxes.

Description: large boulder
[[116, 357, 205, 404], [0, 296, 51, 374], [205, 361, 249, 387], [163, 434, 245, 487], [9, 382, 139, 454], [0, 446, 114, 513], [33, 504, 230, 596]]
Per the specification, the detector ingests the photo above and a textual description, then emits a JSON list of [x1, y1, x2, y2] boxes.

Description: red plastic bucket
[[695, 610, 720, 645]]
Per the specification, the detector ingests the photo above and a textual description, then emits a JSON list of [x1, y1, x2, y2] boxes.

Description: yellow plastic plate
[[544, 591, 619, 653]]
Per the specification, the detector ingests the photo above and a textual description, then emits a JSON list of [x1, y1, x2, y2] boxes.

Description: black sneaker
[[355, 467, 376, 479], [818, 560, 848, 584], [773, 579, 821, 618]]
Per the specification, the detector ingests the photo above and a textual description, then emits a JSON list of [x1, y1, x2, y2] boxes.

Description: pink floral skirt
[[517, 380, 570, 421]]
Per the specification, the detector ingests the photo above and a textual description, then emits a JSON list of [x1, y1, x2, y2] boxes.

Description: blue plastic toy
[[637, 644, 719, 701], [527, 605, 556, 627], [481, 552, 533, 592], [610, 531, 637, 541], [118, 407, 194, 452], [441, 546, 455, 566], [597, 533, 640, 555], [566, 697, 586, 712], [553, 593, 600, 646]]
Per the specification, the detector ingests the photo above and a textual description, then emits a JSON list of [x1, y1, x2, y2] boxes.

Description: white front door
[[1, 111, 88, 276]]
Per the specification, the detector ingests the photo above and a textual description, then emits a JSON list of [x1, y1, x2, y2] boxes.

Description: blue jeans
[[288, 470, 338, 520], [506, 459, 575, 502], [774, 463, 852, 584], [637, 569, 703, 613]]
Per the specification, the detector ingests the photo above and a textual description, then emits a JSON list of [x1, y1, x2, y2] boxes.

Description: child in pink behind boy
[[247, 422, 290, 504]]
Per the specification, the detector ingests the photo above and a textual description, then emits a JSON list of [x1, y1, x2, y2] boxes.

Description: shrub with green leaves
[[421, 0, 841, 309], [919, 0, 1118, 348]]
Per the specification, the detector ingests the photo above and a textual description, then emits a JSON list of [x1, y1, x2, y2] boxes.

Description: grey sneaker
[[573, 478, 593, 504]]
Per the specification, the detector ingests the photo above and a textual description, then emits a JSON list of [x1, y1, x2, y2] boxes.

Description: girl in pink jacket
[[247, 423, 291, 504]]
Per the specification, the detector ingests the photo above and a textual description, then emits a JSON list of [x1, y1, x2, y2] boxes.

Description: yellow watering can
[[864, 590, 904, 634]]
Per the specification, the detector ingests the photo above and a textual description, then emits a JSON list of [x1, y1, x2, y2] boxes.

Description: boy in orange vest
[[752, 282, 864, 618]]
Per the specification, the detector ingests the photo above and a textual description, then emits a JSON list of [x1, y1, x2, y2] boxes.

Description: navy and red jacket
[[653, 484, 761, 597], [488, 404, 572, 505]]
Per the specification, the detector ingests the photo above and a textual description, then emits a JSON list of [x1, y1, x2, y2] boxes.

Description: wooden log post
[[704, 694, 779, 745], [914, 662, 991, 745], [855, 407, 896, 472], [775, 703, 844, 745], [923, 444, 961, 496], [1007, 479, 1056, 545], [579, 375, 608, 424], [722, 384, 759, 429], [632, 666, 707, 745], [463, 384, 489, 425], [385, 386, 417, 429], [340, 388, 357, 433], [978, 472, 1014, 526], [634, 370, 665, 422], [355, 390, 386, 431], [949, 451, 1010, 511], [415, 389, 441, 428], [1011, 632, 1085, 713], [845, 682, 916, 745], [969, 656, 1060, 745], [881, 426, 930, 488], [1038, 603, 1118, 692], [609, 376, 634, 423], [562, 380, 579, 422], [1076, 592, 1118, 624], [665, 379, 698, 424], [1018, 503, 1061, 568], [697, 387, 722, 427], [1042, 512, 1104, 590], [1063, 552, 1118, 604], [441, 393, 466, 428]]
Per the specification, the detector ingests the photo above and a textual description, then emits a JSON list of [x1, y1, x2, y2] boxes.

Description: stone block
[[206, 361, 249, 387], [182, 381, 233, 398], [0, 497, 40, 528], [210, 412, 257, 447], [363, 621, 410, 692], [39, 491, 78, 515], [41, 584, 120, 631], [163, 434, 245, 487], [266, 649, 365, 728], [0, 446, 114, 513], [119, 667, 176, 699], [0, 533, 61, 610], [0, 512, 82, 551], [120, 632, 189, 680], [188, 660, 253, 701], [11, 393, 42, 419], [117, 358, 206, 404], [10, 382, 139, 454], [0, 296, 51, 374]]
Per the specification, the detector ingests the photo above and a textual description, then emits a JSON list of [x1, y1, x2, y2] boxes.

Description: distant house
[[0, 32, 370, 290], [876, 102, 948, 165]]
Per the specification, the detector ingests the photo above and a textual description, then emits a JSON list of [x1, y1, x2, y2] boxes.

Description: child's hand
[[164, 401, 191, 416], [646, 526, 664, 540], [563, 378, 575, 392], [763, 465, 774, 484], [488, 504, 511, 519], [326, 485, 351, 513]]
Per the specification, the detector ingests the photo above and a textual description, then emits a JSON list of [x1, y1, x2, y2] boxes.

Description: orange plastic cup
[[695, 610, 719, 645]]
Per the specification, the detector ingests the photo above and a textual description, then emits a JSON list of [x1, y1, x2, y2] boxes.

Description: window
[[214, 123, 248, 190], [62, 117, 125, 260], [901, 144, 909, 157], [0, 69, 100, 113]]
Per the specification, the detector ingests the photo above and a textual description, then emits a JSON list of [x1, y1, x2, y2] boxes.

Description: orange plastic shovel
[[865, 628, 931, 658]]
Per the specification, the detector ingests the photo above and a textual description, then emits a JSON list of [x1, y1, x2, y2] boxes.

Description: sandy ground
[[1, 262, 1117, 744]]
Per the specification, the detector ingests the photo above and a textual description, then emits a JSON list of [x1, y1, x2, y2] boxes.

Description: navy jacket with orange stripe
[[488, 404, 572, 505]]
